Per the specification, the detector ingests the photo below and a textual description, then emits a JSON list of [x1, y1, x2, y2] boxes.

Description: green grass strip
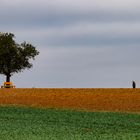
[[0, 106, 139, 140]]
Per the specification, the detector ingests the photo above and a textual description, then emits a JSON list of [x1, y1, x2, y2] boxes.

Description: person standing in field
[[132, 81, 136, 88]]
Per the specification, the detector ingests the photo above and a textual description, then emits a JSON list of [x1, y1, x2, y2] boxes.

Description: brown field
[[0, 88, 140, 113]]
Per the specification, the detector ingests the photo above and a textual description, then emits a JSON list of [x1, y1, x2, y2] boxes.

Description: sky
[[0, 0, 140, 88]]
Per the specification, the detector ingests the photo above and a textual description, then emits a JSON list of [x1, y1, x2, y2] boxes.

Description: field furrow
[[0, 88, 140, 113]]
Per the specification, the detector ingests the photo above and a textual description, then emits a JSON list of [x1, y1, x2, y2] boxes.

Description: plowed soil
[[0, 88, 140, 113]]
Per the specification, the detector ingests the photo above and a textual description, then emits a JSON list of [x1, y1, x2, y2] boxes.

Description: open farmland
[[0, 88, 140, 113], [0, 106, 140, 140], [0, 89, 140, 140]]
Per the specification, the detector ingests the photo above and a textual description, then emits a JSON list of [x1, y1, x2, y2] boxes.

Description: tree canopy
[[0, 32, 39, 82]]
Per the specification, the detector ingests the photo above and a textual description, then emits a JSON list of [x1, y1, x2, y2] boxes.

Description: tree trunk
[[6, 74, 11, 82]]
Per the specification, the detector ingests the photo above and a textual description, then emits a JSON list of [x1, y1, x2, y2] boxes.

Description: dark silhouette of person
[[132, 81, 136, 88]]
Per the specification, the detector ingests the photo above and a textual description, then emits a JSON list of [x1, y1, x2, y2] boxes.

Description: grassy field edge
[[0, 106, 140, 140]]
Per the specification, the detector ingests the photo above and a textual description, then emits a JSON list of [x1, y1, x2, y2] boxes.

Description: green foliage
[[0, 106, 139, 140], [0, 32, 39, 81]]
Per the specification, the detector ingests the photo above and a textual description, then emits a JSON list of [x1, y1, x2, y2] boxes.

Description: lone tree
[[0, 32, 39, 83]]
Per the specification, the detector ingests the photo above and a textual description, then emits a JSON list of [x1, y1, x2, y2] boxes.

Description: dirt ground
[[0, 88, 140, 113]]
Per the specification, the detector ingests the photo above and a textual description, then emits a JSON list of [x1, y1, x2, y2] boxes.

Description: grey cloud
[[0, 0, 140, 27], [2, 21, 140, 46], [1, 0, 140, 13], [12, 22, 139, 47], [0, 0, 140, 87], [0, 9, 140, 27]]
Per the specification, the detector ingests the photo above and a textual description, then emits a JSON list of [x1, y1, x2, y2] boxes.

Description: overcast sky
[[0, 0, 140, 88]]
